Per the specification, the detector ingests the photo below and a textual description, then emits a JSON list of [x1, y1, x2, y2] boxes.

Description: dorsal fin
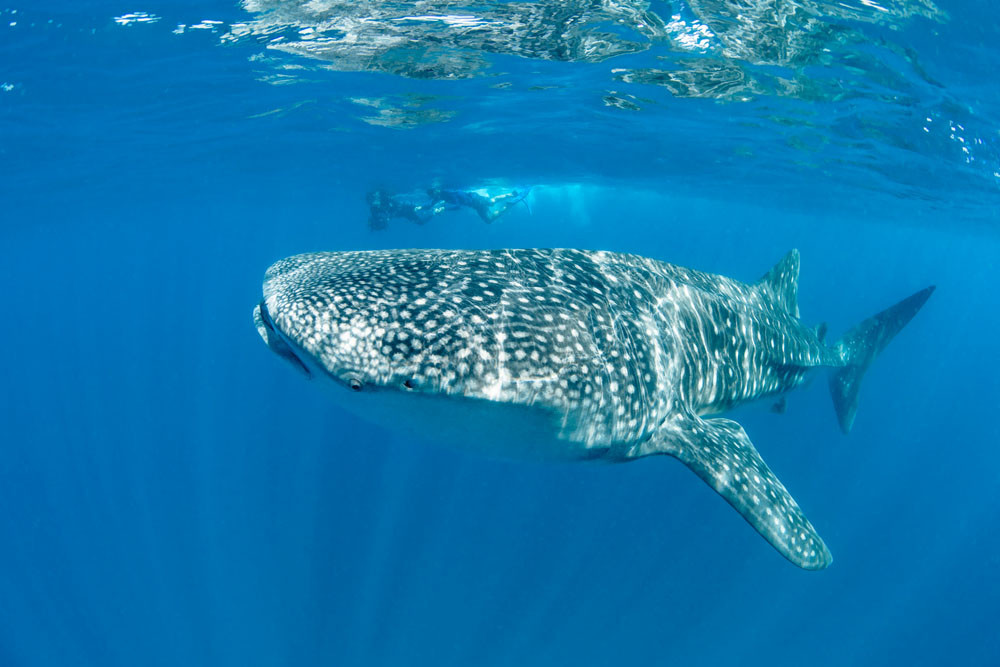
[[758, 249, 800, 318]]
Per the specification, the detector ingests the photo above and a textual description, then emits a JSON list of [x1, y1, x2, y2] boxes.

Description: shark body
[[254, 248, 933, 569]]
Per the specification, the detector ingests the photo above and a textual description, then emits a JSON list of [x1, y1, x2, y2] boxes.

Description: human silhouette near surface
[[366, 186, 530, 230]]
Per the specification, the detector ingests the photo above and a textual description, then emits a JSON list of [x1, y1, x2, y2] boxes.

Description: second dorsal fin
[[758, 249, 800, 318]]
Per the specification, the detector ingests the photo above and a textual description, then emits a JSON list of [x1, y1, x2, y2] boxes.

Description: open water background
[[1, 1, 999, 665]]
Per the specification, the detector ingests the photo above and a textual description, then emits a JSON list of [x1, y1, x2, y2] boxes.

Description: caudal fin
[[829, 286, 935, 433]]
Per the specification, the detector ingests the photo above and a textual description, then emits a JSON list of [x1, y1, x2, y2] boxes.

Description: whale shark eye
[[349, 378, 363, 392], [402, 379, 415, 390]]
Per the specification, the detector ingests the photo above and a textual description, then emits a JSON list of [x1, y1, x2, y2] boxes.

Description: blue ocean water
[[2, 1, 999, 665]]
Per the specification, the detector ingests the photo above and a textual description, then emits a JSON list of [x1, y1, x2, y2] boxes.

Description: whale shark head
[[254, 251, 432, 394], [253, 250, 611, 458], [254, 250, 522, 396]]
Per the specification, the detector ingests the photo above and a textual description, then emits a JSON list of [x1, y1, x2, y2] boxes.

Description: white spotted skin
[[257, 248, 837, 458], [256, 248, 844, 568]]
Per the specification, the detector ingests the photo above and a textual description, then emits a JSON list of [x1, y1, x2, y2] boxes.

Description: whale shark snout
[[253, 300, 311, 379]]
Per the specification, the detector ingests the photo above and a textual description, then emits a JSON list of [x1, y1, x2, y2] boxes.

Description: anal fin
[[638, 414, 832, 570]]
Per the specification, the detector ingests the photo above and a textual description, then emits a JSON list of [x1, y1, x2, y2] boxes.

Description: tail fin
[[829, 286, 935, 433]]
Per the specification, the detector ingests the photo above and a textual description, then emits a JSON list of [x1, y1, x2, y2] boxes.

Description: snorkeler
[[427, 187, 530, 224], [366, 186, 530, 230], [366, 189, 443, 230]]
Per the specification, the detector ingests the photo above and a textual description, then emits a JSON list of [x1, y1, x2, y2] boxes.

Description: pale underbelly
[[316, 380, 611, 462]]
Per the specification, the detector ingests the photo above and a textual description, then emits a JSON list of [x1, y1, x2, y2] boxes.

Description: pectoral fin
[[639, 415, 832, 570]]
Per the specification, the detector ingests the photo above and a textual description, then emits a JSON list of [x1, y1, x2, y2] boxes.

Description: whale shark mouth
[[253, 300, 311, 379]]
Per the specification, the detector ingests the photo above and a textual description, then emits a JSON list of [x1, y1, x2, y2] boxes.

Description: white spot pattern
[[257, 248, 839, 569]]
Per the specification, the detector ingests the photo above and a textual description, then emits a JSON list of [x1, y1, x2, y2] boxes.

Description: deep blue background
[[2, 2, 999, 666]]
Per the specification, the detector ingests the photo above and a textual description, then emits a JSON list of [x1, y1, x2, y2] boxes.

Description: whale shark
[[253, 248, 933, 569]]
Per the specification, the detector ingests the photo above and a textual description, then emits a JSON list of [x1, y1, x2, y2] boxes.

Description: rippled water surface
[[3, 0, 999, 216]]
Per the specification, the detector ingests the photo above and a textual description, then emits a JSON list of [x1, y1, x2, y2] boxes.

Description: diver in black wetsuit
[[366, 186, 529, 230], [365, 189, 442, 230]]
